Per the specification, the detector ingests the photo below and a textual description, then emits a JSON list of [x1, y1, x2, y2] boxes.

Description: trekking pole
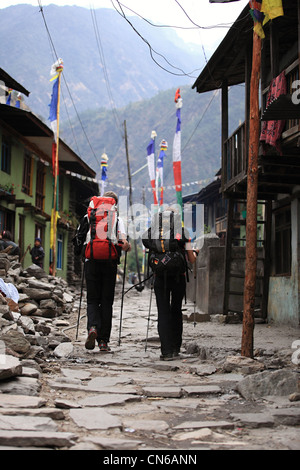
[[193, 260, 197, 327], [76, 262, 85, 340], [145, 278, 154, 352], [118, 245, 128, 346]]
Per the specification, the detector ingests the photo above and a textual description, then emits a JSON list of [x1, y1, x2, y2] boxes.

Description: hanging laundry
[[260, 71, 287, 154]]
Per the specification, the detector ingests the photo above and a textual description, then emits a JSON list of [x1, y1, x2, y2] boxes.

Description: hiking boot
[[160, 353, 174, 361], [98, 341, 111, 352], [172, 351, 180, 359], [85, 326, 97, 350]]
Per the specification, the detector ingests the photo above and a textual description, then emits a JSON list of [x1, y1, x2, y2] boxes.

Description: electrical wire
[[37, 0, 101, 173], [116, 0, 243, 30], [89, 4, 123, 139], [110, 0, 201, 78], [182, 89, 219, 154]]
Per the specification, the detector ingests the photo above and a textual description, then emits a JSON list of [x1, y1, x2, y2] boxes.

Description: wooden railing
[[283, 59, 299, 137], [223, 60, 299, 191], [262, 59, 299, 139], [222, 122, 247, 190]]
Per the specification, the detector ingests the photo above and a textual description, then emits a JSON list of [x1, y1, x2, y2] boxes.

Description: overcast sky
[[0, 0, 249, 47]]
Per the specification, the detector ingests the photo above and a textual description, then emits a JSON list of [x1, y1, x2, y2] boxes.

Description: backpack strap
[[89, 208, 97, 260]]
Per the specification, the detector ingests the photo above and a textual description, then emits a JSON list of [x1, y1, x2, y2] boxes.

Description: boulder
[[0, 355, 22, 381], [237, 369, 299, 399], [0, 330, 31, 355], [20, 303, 38, 316]]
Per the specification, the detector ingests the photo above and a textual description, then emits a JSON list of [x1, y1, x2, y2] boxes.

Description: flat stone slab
[[0, 408, 65, 420], [0, 394, 46, 409], [182, 385, 222, 396], [84, 436, 142, 450], [54, 399, 82, 409], [0, 355, 22, 381], [270, 408, 300, 426], [230, 413, 275, 428], [69, 408, 122, 430], [0, 415, 58, 432], [141, 386, 182, 398], [188, 365, 217, 376], [174, 420, 234, 430], [79, 394, 141, 407], [123, 419, 169, 432], [0, 377, 41, 396], [0, 430, 77, 448], [61, 368, 91, 380]]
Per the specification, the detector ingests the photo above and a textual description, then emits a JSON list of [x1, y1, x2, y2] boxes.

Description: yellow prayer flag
[[50, 209, 59, 249], [261, 0, 284, 24]]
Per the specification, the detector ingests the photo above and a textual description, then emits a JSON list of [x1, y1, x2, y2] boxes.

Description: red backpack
[[84, 196, 119, 261]]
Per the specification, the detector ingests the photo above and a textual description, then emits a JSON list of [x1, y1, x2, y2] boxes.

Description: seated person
[[0, 230, 20, 256]]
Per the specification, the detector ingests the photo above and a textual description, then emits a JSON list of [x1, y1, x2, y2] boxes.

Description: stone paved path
[[0, 282, 299, 451]]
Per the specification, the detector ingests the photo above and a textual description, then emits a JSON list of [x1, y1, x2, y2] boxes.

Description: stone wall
[[186, 234, 264, 316], [186, 234, 225, 315]]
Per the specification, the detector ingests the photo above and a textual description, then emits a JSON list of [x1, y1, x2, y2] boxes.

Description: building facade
[[0, 68, 98, 281], [191, 0, 300, 325]]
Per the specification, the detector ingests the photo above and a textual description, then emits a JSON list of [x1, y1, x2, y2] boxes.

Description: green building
[[0, 68, 98, 281]]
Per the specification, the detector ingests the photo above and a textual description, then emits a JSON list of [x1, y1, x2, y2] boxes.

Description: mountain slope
[[0, 4, 202, 119], [61, 84, 245, 204]]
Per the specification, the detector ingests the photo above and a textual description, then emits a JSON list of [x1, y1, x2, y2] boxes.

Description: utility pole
[[124, 120, 143, 289], [241, 31, 262, 358]]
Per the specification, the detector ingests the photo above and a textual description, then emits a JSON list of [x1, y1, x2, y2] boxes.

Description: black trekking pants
[[85, 259, 117, 343], [154, 274, 186, 356]]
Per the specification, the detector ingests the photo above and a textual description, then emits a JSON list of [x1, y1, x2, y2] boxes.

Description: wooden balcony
[[222, 61, 300, 200]]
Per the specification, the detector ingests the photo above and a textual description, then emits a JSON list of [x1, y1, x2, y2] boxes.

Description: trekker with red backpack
[[74, 191, 130, 352]]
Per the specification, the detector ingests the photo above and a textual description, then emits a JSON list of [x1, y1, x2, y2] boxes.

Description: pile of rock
[[0, 252, 79, 392]]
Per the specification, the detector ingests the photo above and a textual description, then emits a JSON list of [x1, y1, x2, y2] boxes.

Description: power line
[[182, 89, 219, 156], [89, 4, 123, 139], [116, 0, 240, 30], [37, 0, 101, 172], [110, 0, 201, 78]]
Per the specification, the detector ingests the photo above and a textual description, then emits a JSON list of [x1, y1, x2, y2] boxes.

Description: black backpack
[[143, 211, 187, 277]]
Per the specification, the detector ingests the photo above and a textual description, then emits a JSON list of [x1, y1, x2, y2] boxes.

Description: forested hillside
[[60, 84, 245, 204], [0, 4, 245, 203]]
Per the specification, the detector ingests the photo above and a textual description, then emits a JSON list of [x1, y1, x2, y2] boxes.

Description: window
[[35, 224, 44, 242], [22, 152, 33, 195], [57, 233, 63, 270], [0, 209, 14, 235], [36, 161, 45, 210], [1, 136, 11, 174], [274, 205, 291, 276]]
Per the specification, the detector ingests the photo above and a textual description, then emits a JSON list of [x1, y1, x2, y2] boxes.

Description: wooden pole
[[241, 31, 262, 358], [52, 69, 62, 277], [124, 120, 143, 288]]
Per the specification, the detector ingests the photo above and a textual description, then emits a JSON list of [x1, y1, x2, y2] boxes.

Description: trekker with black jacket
[[142, 208, 198, 361], [30, 238, 45, 268], [0, 230, 20, 256]]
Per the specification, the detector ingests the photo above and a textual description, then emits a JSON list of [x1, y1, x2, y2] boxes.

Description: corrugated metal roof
[[0, 104, 97, 178], [0, 68, 30, 97]]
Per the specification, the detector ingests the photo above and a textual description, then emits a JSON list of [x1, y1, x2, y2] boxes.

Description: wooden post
[[52, 68, 62, 277], [241, 31, 262, 358], [124, 120, 142, 287]]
